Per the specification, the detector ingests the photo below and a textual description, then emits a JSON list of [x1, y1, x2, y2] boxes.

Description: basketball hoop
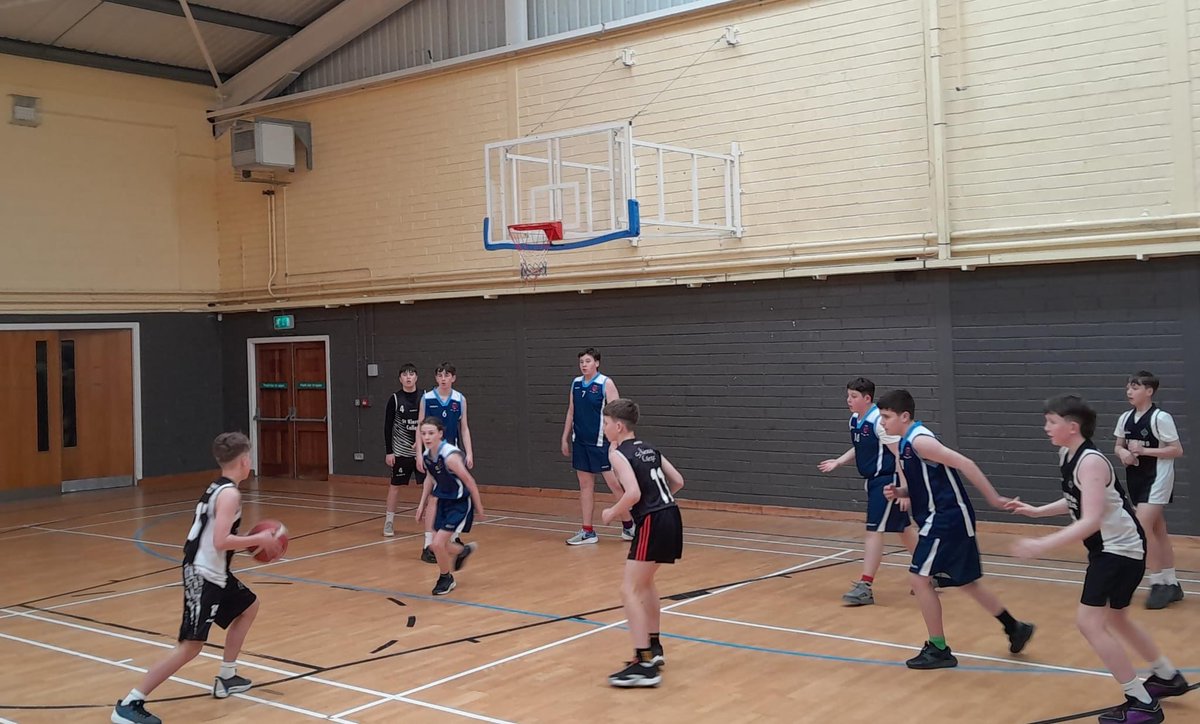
[[508, 221, 562, 281]]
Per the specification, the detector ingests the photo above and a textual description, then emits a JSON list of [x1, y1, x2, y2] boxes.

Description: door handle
[[292, 416, 328, 423], [256, 416, 291, 422]]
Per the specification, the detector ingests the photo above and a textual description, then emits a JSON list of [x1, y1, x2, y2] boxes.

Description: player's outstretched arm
[[818, 448, 855, 473], [1013, 457, 1107, 558], [1005, 497, 1070, 518], [911, 435, 1008, 509]]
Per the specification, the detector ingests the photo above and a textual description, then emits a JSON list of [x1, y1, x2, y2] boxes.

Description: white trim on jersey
[[918, 537, 940, 576], [436, 441, 466, 499], [454, 497, 474, 535], [1063, 447, 1145, 559], [908, 425, 975, 538]]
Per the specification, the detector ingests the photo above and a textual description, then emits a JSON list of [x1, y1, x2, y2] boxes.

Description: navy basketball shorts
[[178, 566, 257, 642], [572, 441, 611, 474], [1081, 552, 1145, 609], [628, 507, 684, 564], [434, 496, 475, 535], [909, 531, 983, 587], [865, 475, 910, 533], [391, 456, 417, 486]]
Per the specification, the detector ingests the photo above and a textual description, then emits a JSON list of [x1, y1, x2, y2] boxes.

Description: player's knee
[[1074, 605, 1105, 635]]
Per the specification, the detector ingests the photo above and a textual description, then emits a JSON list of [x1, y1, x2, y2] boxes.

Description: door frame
[[0, 322, 143, 481], [246, 335, 334, 477]]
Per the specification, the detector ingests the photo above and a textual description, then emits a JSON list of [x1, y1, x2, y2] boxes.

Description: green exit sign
[[273, 314, 295, 331]]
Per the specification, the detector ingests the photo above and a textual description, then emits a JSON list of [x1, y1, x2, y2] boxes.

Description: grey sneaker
[[1146, 583, 1173, 610], [383, 520, 394, 537], [213, 673, 252, 699], [454, 541, 478, 571], [842, 580, 875, 606], [112, 699, 161, 724], [1168, 582, 1185, 603], [621, 524, 636, 541], [566, 529, 598, 546], [421, 546, 437, 563]]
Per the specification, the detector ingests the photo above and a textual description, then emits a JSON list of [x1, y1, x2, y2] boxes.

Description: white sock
[[1150, 571, 1165, 585], [1163, 568, 1178, 585], [1151, 656, 1177, 680], [1121, 678, 1153, 704], [424, 532, 433, 547], [219, 662, 236, 679], [122, 689, 146, 705], [385, 512, 395, 524]]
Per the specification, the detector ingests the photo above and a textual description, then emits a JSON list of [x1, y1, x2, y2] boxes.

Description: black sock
[[649, 633, 661, 650], [636, 647, 654, 664], [996, 609, 1017, 632]]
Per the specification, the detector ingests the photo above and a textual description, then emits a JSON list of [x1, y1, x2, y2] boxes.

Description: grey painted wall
[[0, 313, 224, 477], [216, 258, 1199, 534]]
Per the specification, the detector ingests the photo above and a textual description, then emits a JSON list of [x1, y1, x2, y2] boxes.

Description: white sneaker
[[383, 520, 394, 537], [621, 524, 636, 541], [566, 529, 598, 545]]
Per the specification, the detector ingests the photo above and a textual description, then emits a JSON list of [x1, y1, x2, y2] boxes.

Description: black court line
[[406, 616, 416, 628], [0, 513, 398, 612], [0, 496, 200, 538], [1027, 684, 1200, 723], [388, 597, 406, 607], [14, 604, 323, 671], [370, 639, 398, 654], [0, 556, 857, 710]]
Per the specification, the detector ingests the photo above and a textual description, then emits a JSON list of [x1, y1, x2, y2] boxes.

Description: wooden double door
[[255, 341, 329, 480], [0, 329, 135, 494]]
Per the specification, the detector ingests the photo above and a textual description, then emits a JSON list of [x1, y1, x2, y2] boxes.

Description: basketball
[[247, 519, 288, 563]]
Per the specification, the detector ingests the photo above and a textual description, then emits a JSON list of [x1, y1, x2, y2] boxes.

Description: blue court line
[[128, 515, 1194, 679]]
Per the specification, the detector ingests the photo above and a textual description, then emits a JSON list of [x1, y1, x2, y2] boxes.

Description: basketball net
[[508, 222, 562, 282]]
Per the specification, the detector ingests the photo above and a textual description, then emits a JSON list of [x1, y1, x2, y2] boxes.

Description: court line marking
[[0, 533, 424, 621], [243, 491, 1200, 583], [876, 561, 1200, 597], [0, 607, 513, 723], [328, 548, 856, 721], [664, 610, 1109, 677], [0, 630, 330, 720]]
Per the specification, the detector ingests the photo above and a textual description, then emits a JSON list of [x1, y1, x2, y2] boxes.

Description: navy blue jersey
[[423, 389, 465, 446], [423, 441, 468, 499], [572, 374, 610, 447], [898, 422, 977, 538], [850, 405, 898, 480]]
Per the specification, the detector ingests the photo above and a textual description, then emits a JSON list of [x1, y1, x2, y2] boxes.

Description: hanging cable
[[629, 35, 723, 123]]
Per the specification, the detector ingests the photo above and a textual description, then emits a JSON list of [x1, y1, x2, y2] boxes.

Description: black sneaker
[[1168, 582, 1185, 603], [454, 542, 478, 571], [432, 573, 456, 596], [213, 673, 252, 699], [112, 699, 161, 724], [905, 641, 958, 670], [421, 546, 437, 564], [1146, 584, 1173, 610], [1145, 671, 1190, 699], [608, 659, 661, 687], [1097, 695, 1163, 723], [1007, 621, 1035, 654]]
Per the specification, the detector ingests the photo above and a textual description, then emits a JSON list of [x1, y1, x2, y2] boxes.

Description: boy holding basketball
[[1009, 395, 1188, 723], [112, 432, 283, 724], [600, 399, 685, 688], [415, 362, 473, 563], [876, 390, 1035, 669], [417, 417, 484, 596]]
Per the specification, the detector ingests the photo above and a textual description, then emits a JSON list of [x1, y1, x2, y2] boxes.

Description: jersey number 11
[[650, 467, 675, 504]]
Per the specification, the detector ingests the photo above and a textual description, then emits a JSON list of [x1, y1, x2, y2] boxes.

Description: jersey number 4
[[650, 467, 675, 504]]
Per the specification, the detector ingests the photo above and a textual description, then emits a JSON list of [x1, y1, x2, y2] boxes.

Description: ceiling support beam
[[0, 36, 222, 85], [217, 0, 413, 107], [103, 0, 301, 37]]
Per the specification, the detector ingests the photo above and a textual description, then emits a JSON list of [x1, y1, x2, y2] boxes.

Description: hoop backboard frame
[[483, 122, 740, 251]]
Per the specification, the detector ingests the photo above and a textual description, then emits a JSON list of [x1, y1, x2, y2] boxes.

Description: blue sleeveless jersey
[[423, 389, 464, 446], [571, 374, 609, 447], [850, 405, 896, 480], [898, 422, 976, 538], [423, 441, 467, 499]]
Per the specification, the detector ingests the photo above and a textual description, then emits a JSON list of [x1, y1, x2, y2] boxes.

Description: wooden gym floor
[[1, 478, 1198, 723]]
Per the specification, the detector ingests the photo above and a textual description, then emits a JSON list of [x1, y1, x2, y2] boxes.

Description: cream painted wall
[[0, 54, 219, 311], [211, 0, 1200, 309]]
